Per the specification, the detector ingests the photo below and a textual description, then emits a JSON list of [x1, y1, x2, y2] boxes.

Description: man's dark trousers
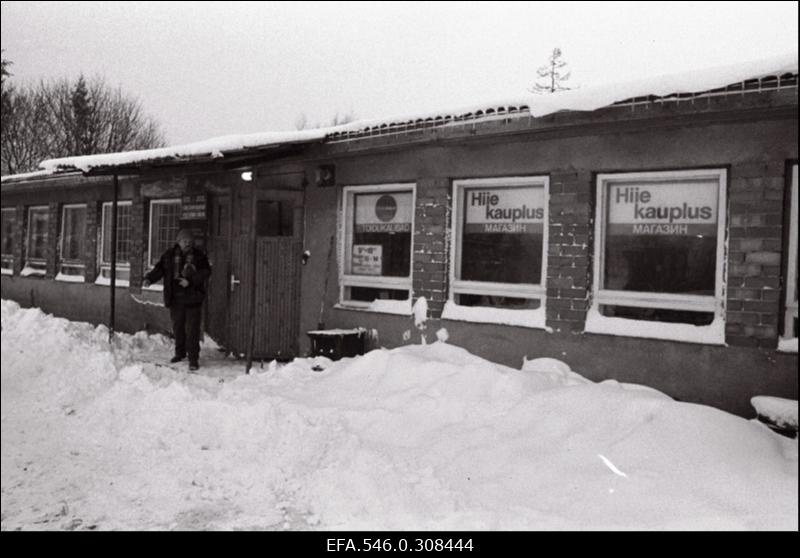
[[170, 303, 202, 361]]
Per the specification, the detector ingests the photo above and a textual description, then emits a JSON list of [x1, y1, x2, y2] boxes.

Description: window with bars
[[98, 201, 132, 285], [58, 204, 87, 280], [1, 208, 14, 275], [23, 206, 49, 276]]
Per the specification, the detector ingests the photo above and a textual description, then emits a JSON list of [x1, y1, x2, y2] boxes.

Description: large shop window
[[1, 208, 15, 275], [586, 169, 728, 344], [57, 204, 87, 282], [22, 206, 49, 277], [340, 184, 414, 313], [444, 177, 549, 328], [780, 164, 798, 352], [97, 201, 132, 286]]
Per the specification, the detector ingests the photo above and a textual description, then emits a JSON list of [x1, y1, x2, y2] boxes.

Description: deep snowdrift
[[1, 300, 796, 530]]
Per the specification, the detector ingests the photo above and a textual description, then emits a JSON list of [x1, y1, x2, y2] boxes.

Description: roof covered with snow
[[3, 51, 795, 180]]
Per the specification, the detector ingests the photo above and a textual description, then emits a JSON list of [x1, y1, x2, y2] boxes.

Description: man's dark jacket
[[145, 245, 212, 308]]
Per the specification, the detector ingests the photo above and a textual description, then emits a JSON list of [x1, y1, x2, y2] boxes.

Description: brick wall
[[546, 171, 593, 333], [84, 201, 101, 281], [725, 162, 787, 348], [130, 187, 145, 287], [46, 202, 59, 278], [13, 205, 24, 274], [412, 178, 450, 318]]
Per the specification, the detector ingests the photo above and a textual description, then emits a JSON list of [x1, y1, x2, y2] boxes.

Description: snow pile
[[1, 299, 797, 530], [752, 396, 799, 430]]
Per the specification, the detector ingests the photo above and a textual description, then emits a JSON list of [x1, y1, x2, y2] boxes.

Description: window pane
[[27, 208, 49, 260], [256, 200, 293, 237], [460, 186, 545, 284], [150, 202, 180, 265], [102, 204, 132, 265], [62, 206, 86, 262], [350, 191, 412, 277], [347, 286, 408, 302], [600, 305, 715, 326], [456, 293, 541, 309], [1, 210, 14, 256], [604, 179, 718, 295]]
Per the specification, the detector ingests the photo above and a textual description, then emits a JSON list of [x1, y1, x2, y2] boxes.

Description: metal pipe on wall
[[109, 173, 118, 343]]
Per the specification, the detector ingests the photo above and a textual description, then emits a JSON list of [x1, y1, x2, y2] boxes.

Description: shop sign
[[352, 244, 382, 275], [181, 194, 207, 220], [608, 181, 717, 236], [464, 186, 545, 234], [355, 192, 412, 233]]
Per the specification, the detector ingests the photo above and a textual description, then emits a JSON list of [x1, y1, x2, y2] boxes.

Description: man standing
[[143, 228, 211, 371]]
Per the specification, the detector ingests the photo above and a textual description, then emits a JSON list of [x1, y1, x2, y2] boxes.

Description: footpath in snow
[[1, 299, 797, 530]]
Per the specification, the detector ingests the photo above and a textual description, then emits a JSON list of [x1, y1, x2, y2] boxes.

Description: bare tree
[[530, 48, 572, 94], [2, 74, 166, 175]]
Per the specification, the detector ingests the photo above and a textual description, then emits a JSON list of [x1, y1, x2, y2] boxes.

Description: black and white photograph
[[0, 0, 797, 535]]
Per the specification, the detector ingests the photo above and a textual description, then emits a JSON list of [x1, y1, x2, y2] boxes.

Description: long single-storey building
[[2, 53, 797, 417]]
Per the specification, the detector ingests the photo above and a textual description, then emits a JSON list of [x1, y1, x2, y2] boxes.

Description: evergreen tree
[[71, 75, 93, 155], [530, 48, 572, 94]]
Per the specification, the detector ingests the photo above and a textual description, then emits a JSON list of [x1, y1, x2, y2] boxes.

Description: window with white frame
[[587, 169, 728, 344], [444, 177, 549, 328], [340, 184, 414, 311], [148, 199, 181, 275], [97, 201, 132, 285], [58, 204, 87, 281], [22, 206, 49, 276], [1, 208, 15, 274], [780, 164, 798, 352]]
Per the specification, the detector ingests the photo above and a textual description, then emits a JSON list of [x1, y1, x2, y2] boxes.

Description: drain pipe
[[109, 173, 119, 343]]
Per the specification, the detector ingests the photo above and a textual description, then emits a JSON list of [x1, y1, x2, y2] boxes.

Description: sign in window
[[588, 169, 727, 344], [341, 186, 414, 309], [449, 178, 548, 318]]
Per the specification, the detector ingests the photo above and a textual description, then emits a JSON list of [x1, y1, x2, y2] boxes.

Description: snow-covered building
[[1, 53, 797, 417]]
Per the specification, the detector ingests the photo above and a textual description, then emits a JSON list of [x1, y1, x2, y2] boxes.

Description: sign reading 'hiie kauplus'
[[607, 181, 718, 236], [464, 186, 545, 234]]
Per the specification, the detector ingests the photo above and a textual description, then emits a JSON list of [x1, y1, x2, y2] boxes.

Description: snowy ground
[[1, 299, 797, 531]]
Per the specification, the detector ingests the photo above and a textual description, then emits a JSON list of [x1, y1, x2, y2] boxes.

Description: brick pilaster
[[412, 178, 450, 318], [545, 171, 593, 333], [725, 162, 786, 348]]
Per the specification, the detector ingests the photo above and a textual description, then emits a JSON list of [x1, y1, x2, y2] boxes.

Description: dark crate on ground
[[307, 328, 367, 360]]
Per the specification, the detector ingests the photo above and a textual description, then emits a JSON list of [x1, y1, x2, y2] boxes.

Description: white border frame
[[445, 176, 549, 329], [1, 207, 15, 275], [338, 183, 416, 313], [23, 205, 49, 276], [586, 168, 728, 345], [779, 164, 798, 353], [96, 200, 132, 287], [57, 203, 87, 282]]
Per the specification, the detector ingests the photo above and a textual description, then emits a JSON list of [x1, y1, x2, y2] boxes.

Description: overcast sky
[[2, 1, 797, 146]]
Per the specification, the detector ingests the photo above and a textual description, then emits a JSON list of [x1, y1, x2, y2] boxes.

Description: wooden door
[[228, 186, 304, 359], [205, 194, 232, 348]]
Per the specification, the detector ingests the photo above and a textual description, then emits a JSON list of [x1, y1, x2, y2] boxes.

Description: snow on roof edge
[[38, 129, 329, 174], [25, 51, 799, 176], [526, 51, 798, 117]]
